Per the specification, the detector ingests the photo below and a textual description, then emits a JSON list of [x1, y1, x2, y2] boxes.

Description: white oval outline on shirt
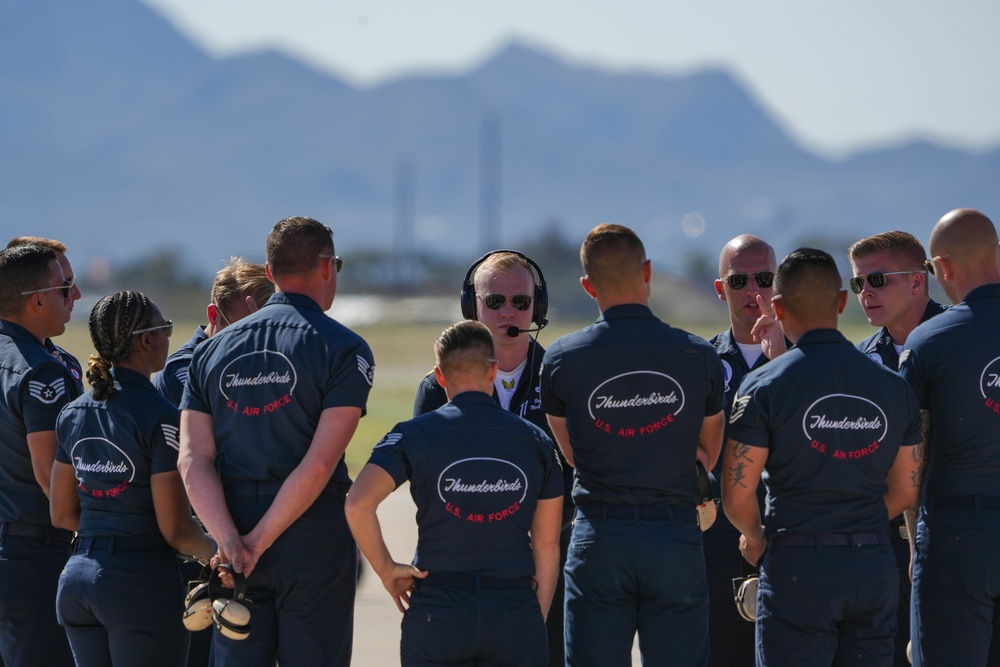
[[978, 355, 1000, 399], [437, 457, 529, 505], [218, 350, 299, 401], [69, 437, 136, 484], [586, 371, 686, 420], [801, 393, 889, 443]]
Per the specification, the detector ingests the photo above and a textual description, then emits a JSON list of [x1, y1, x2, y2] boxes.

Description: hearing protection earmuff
[[183, 564, 252, 640], [459, 250, 549, 327], [696, 461, 718, 531]]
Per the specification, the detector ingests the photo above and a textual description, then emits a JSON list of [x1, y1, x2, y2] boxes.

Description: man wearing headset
[[412, 250, 573, 667]]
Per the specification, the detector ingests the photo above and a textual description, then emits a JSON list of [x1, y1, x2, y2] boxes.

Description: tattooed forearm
[[732, 441, 754, 463], [727, 462, 748, 489]]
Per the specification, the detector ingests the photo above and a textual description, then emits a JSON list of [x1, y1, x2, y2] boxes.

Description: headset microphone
[[505, 320, 548, 338]]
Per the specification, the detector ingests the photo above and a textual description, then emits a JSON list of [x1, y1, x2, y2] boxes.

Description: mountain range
[[3, 0, 998, 279]]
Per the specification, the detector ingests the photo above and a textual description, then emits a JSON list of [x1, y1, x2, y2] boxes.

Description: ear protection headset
[[733, 574, 759, 622], [459, 250, 548, 327], [695, 461, 718, 532], [183, 564, 252, 640]]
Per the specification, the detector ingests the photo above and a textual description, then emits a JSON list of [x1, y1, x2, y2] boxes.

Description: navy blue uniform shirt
[[46, 340, 83, 393], [540, 304, 725, 508], [154, 326, 207, 406], [858, 299, 947, 369], [370, 391, 562, 579], [729, 329, 922, 536], [56, 368, 180, 537], [899, 284, 1000, 497], [0, 320, 81, 525], [181, 292, 374, 486], [414, 337, 575, 524]]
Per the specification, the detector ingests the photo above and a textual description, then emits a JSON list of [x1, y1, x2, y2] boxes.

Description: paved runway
[[350, 483, 643, 666]]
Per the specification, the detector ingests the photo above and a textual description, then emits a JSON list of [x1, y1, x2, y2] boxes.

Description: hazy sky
[[142, 0, 998, 158]]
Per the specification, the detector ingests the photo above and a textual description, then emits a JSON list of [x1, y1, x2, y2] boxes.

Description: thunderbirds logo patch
[[980, 356, 1000, 415], [587, 371, 685, 439], [28, 378, 66, 404], [70, 437, 136, 499], [802, 393, 888, 461], [219, 350, 297, 417], [437, 457, 528, 524]]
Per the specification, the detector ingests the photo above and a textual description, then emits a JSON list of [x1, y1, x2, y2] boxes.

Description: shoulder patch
[[374, 432, 402, 449], [28, 378, 66, 404], [357, 355, 375, 386], [730, 394, 750, 424], [899, 349, 911, 366], [174, 367, 189, 384], [161, 424, 179, 451]]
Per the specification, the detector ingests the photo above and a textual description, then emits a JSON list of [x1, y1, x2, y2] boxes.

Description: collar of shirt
[[0, 318, 46, 347], [962, 283, 1000, 303], [597, 303, 656, 322], [794, 328, 853, 348], [448, 391, 504, 409], [265, 292, 325, 312], [111, 366, 157, 392]]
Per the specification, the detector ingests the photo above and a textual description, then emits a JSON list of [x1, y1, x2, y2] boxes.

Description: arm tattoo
[[727, 462, 748, 489], [732, 441, 754, 463]]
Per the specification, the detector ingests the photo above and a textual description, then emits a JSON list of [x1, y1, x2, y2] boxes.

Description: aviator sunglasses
[[477, 293, 533, 311], [20, 276, 76, 300], [132, 320, 174, 338], [724, 271, 774, 291], [848, 271, 922, 294]]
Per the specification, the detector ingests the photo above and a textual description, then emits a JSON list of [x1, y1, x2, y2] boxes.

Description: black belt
[[420, 572, 535, 591], [224, 480, 349, 499], [0, 521, 73, 544], [576, 504, 697, 524], [771, 532, 888, 548], [74, 535, 169, 553], [929, 494, 1000, 510]]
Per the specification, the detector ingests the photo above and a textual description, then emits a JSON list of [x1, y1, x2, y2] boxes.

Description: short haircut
[[265, 216, 334, 279], [434, 320, 495, 379], [580, 223, 646, 290], [473, 252, 535, 290], [847, 231, 927, 268], [87, 291, 157, 401], [774, 247, 843, 319], [6, 236, 68, 253], [0, 244, 59, 317], [212, 257, 274, 314]]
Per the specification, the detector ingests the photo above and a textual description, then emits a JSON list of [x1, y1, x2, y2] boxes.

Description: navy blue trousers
[[402, 574, 547, 667], [214, 492, 356, 667], [0, 532, 73, 667], [564, 507, 708, 667], [56, 537, 187, 667], [702, 525, 756, 667], [756, 536, 897, 667], [911, 505, 1000, 667]]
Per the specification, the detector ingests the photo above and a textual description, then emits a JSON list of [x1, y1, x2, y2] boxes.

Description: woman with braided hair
[[49, 290, 215, 667]]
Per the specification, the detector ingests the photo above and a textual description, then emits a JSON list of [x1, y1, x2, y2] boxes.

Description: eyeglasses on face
[[20, 276, 76, 300], [133, 320, 173, 338], [923, 255, 949, 276], [724, 271, 774, 291], [848, 270, 922, 294], [477, 293, 533, 311], [318, 254, 343, 273]]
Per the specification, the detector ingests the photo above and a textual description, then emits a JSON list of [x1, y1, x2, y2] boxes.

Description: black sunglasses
[[848, 271, 921, 294], [20, 276, 75, 300], [923, 255, 948, 276], [725, 272, 774, 291], [318, 254, 343, 273], [478, 293, 533, 311]]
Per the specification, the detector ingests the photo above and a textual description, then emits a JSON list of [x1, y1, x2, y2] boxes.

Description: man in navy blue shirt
[[179, 217, 374, 667], [899, 208, 1000, 666], [412, 250, 573, 667], [347, 320, 563, 666], [706, 234, 783, 667], [723, 247, 922, 667], [6, 237, 84, 391], [156, 257, 273, 406], [541, 223, 725, 667], [0, 244, 80, 666], [847, 230, 947, 666]]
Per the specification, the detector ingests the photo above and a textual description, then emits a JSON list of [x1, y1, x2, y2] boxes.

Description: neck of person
[[3, 314, 49, 345], [114, 356, 153, 381], [494, 335, 531, 373], [885, 296, 930, 345]]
